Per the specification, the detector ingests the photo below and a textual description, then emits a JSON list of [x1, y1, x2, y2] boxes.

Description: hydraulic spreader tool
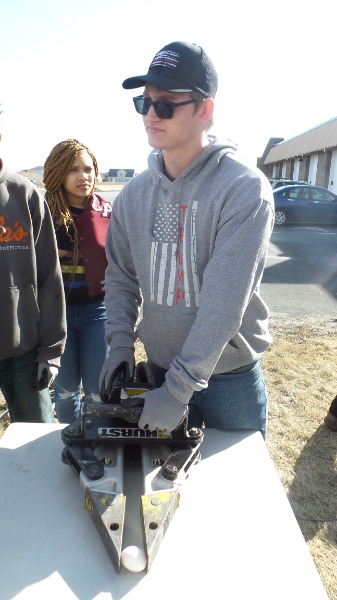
[[61, 362, 204, 572]]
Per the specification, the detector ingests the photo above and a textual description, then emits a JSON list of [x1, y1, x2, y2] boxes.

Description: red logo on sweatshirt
[[175, 205, 188, 305], [0, 216, 29, 242]]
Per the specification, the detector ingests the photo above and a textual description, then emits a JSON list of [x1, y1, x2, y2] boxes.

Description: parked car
[[273, 185, 337, 226], [268, 178, 307, 189]]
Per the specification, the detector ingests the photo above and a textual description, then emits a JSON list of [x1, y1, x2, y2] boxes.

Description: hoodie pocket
[[0, 286, 39, 359]]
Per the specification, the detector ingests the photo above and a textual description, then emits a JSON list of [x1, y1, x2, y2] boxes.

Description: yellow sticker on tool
[[124, 388, 149, 397]]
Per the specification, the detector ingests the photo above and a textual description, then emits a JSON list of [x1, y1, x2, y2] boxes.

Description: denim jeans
[[0, 349, 54, 423], [54, 300, 109, 423], [149, 360, 268, 439]]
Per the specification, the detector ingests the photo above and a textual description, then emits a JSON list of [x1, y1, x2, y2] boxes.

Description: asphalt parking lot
[[263, 225, 337, 318]]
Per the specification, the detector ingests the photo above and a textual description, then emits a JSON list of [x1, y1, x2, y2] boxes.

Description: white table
[[0, 423, 328, 600]]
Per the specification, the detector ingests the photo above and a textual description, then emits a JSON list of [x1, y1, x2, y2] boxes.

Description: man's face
[[142, 85, 205, 152]]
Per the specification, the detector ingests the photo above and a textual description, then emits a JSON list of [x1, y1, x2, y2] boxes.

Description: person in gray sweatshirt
[[99, 41, 274, 438], [0, 105, 66, 422]]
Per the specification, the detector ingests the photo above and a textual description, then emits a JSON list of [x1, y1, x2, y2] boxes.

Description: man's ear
[[200, 98, 214, 124]]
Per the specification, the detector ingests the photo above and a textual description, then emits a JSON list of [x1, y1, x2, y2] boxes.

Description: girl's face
[[63, 150, 95, 206]]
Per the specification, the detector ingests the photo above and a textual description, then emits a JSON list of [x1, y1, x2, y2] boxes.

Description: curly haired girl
[[44, 139, 111, 423]]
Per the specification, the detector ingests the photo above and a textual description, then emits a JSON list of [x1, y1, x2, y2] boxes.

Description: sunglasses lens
[[142, 98, 152, 115], [133, 97, 174, 119], [133, 97, 147, 115], [155, 101, 173, 119]]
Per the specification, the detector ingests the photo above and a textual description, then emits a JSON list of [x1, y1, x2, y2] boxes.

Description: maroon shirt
[[56, 194, 112, 303]]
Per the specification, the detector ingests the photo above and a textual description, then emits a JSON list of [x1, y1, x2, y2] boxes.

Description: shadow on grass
[[287, 423, 337, 545]]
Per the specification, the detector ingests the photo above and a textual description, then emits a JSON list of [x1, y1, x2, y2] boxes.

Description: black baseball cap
[[122, 41, 218, 99]]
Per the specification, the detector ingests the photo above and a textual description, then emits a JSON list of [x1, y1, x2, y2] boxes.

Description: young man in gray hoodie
[[0, 105, 66, 422], [99, 41, 274, 438]]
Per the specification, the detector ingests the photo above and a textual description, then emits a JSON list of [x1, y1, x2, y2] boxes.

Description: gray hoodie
[[104, 137, 274, 402], [0, 164, 66, 364]]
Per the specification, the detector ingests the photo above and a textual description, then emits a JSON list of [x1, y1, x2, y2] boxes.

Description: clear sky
[[1, 0, 336, 175]]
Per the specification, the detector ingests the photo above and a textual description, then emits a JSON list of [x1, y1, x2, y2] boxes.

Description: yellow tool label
[[124, 387, 149, 397]]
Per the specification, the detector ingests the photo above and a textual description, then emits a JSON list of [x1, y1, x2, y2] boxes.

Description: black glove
[[99, 348, 135, 401], [32, 362, 58, 390]]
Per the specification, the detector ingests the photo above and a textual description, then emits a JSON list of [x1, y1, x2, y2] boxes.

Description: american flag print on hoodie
[[150, 200, 200, 307]]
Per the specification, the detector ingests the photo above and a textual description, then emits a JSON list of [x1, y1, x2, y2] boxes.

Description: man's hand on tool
[[99, 348, 135, 398], [137, 383, 188, 432], [37, 362, 58, 387]]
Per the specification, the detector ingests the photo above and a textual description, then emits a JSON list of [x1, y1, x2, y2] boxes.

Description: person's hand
[[137, 383, 188, 432], [99, 348, 135, 400], [37, 362, 58, 387]]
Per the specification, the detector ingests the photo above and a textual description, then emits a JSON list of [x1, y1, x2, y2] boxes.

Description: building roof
[[264, 117, 337, 164], [108, 168, 135, 177]]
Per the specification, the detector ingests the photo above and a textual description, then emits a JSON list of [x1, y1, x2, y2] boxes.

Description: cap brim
[[122, 73, 193, 92]]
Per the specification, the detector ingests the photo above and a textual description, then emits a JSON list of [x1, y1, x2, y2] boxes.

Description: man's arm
[[100, 190, 142, 395], [103, 192, 142, 351], [166, 177, 274, 402]]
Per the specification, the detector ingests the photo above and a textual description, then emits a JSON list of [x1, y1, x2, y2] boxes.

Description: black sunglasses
[[133, 95, 197, 119]]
